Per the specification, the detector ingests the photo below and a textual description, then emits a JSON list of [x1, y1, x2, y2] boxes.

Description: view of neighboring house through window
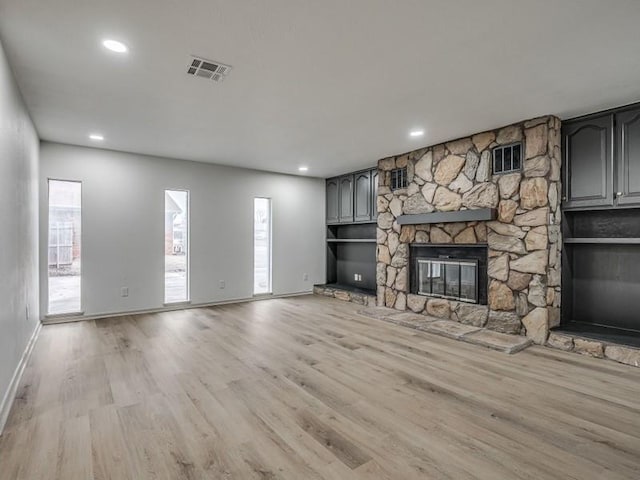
[[48, 180, 82, 314], [254, 197, 272, 295], [165, 190, 189, 303]]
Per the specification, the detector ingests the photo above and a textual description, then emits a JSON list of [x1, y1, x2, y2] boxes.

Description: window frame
[[253, 197, 273, 296], [164, 189, 191, 305], [46, 178, 84, 317]]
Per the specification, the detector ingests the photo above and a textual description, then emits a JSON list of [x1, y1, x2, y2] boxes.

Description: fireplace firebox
[[417, 258, 479, 303], [410, 244, 488, 305]]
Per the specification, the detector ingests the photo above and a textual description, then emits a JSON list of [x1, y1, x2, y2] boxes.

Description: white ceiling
[[1, 0, 640, 178]]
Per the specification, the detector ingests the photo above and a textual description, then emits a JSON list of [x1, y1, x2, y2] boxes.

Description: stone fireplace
[[376, 116, 561, 344]]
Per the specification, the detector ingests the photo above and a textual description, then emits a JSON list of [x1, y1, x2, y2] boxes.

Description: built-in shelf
[[564, 237, 640, 245], [326, 238, 376, 243], [326, 221, 376, 291]]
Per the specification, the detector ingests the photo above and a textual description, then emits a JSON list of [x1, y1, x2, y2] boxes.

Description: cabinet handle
[[615, 192, 623, 198]]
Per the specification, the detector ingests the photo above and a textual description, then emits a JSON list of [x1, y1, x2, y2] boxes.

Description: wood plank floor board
[[356, 347, 640, 477], [54, 414, 93, 480], [145, 389, 248, 479], [227, 378, 357, 478], [1, 295, 640, 479]]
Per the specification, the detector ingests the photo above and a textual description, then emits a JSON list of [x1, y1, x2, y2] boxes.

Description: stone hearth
[[376, 116, 561, 344]]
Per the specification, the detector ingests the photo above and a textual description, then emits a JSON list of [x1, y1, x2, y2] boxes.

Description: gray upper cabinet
[[616, 106, 640, 206], [326, 177, 340, 224], [326, 168, 378, 224], [354, 170, 371, 222], [562, 114, 614, 209], [339, 174, 354, 223], [370, 169, 378, 219], [563, 104, 640, 210]]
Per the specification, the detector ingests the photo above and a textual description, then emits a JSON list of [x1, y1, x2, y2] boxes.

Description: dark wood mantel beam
[[396, 208, 496, 225]]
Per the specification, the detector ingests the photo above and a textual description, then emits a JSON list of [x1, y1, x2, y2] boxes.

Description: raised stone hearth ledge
[[358, 305, 640, 366], [547, 332, 640, 368], [376, 115, 562, 346], [313, 285, 375, 306], [357, 306, 532, 354]]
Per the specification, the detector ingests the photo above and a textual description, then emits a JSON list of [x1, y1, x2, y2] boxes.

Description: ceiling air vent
[[187, 57, 232, 82]]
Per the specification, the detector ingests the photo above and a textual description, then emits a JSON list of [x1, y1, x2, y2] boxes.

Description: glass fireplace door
[[417, 258, 478, 303], [459, 262, 477, 302]]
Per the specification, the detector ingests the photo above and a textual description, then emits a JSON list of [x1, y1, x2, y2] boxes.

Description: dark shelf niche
[[326, 223, 376, 291], [563, 208, 640, 239], [564, 238, 640, 244], [562, 207, 640, 335]]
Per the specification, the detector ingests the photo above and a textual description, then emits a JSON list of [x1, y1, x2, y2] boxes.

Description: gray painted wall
[[39, 142, 326, 318], [0, 39, 40, 415]]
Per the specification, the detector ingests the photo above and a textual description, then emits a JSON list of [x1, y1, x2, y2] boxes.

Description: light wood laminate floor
[[1, 295, 639, 479]]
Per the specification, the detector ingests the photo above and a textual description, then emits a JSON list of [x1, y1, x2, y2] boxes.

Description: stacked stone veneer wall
[[376, 116, 561, 344]]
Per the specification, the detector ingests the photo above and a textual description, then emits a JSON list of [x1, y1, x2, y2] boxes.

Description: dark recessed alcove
[[326, 223, 376, 293], [562, 208, 640, 340], [565, 208, 640, 238]]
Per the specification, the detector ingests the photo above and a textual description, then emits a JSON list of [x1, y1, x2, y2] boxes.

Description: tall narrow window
[[48, 180, 82, 314], [254, 197, 272, 295], [165, 190, 189, 303]]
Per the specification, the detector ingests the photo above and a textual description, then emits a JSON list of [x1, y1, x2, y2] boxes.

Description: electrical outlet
[[121, 287, 129, 297], [303, 273, 309, 281], [219, 280, 226, 289]]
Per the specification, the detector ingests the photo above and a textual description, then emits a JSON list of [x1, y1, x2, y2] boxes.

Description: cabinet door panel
[[562, 114, 614, 209], [326, 178, 339, 224], [617, 107, 640, 206], [354, 171, 371, 222], [339, 175, 354, 223], [370, 169, 379, 220]]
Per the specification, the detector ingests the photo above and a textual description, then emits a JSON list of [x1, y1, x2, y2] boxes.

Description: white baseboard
[[0, 321, 42, 436], [42, 290, 313, 325]]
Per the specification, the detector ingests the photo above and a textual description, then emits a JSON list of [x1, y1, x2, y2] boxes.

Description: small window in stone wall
[[391, 167, 407, 191], [492, 143, 522, 175]]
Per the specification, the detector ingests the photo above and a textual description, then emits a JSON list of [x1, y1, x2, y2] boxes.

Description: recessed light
[[102, 39, 128, 53], [298, 166, 309, 172], [409, 129, 425, 138], [89, 133, 104, 141]]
